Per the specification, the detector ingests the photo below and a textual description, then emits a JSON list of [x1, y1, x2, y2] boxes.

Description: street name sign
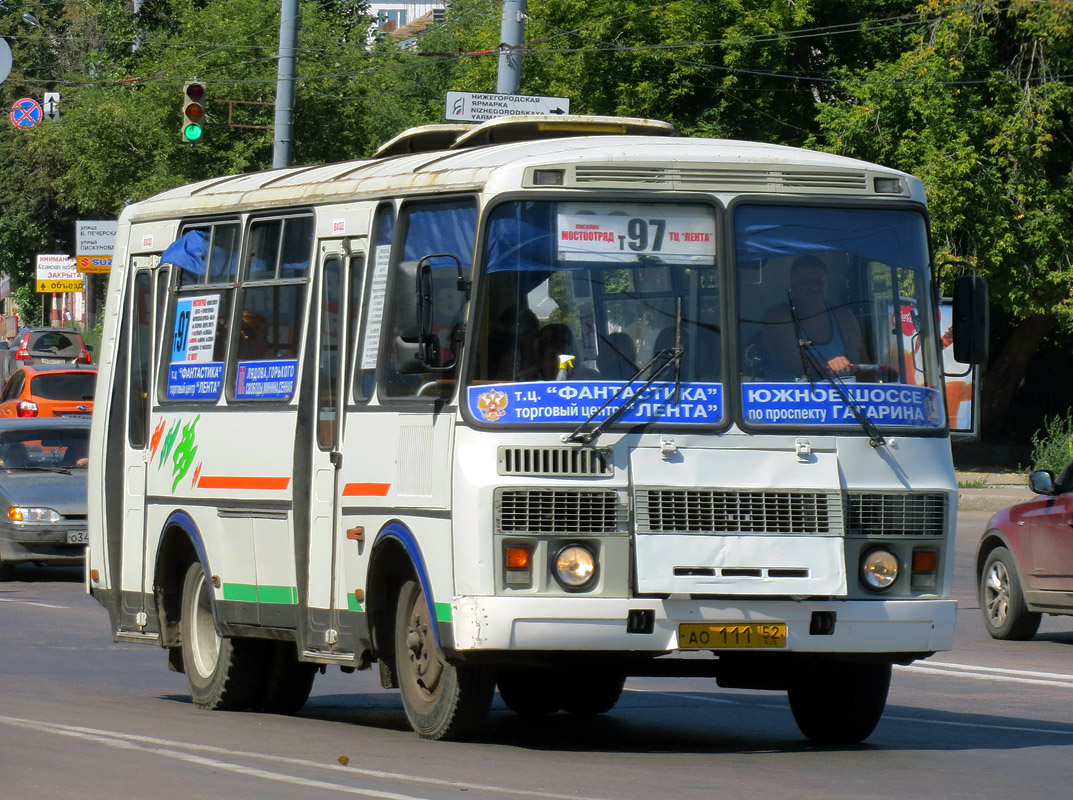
[[445, 91, 570, 123], [36, 254, 83, 293], [76, 220, 117, 273]]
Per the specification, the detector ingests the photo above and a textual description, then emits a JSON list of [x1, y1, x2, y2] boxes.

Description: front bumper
[[0, 524, 87, 566], [451, 596, 956, 656]]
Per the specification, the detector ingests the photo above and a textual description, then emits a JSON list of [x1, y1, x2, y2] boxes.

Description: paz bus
[[86, 115, 988, 742]]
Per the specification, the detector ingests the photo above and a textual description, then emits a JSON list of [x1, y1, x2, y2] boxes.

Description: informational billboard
[[76, 220, 117, 273]]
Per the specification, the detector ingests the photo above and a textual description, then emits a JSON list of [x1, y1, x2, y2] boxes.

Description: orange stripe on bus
[[343, 482, 391, 497], [197, 475, 292, 490]]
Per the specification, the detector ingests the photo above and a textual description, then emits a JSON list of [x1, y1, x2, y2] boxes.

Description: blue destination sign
[[168, 362, 224, 400], [235, 359, 298, 400], [741, 382, 944, 428], [468, 380, 723, 425]]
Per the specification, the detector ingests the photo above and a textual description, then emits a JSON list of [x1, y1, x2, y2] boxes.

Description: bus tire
[[394, 579, 495, 740], [787, 660, 890, 744], [497, 669, 562, 716], [180, 560, 265, 711], [560, 673, 626, 715], [252, 642, 317, 715]]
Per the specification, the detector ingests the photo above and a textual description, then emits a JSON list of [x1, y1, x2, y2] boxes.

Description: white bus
[[87, 115, 988, 742]]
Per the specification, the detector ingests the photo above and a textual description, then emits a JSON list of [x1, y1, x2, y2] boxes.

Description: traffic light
[[182, 81, 206, 143]]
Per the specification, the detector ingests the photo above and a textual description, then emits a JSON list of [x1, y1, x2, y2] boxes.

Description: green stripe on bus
[[347, 593, 364, 612], [435, 602, 452, 623], [222, 583, 297, 605], [258, 585, 298, 605]]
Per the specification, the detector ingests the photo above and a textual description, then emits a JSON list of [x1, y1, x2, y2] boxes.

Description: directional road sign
[[10, 97, 42, 129], [43, 92, 60, 121], [36, 254, 83, 293], [445, 91, 570, 123]]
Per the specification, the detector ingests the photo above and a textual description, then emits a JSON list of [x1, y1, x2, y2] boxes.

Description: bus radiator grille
[[845, 492, 946, 536], [634, 489, 841, 535], [495, 488, 626, 535]]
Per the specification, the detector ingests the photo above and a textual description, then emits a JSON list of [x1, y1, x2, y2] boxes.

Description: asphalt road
[[2, 496, 1071, 800]]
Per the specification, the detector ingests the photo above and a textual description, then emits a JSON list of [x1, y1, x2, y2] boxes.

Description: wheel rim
[[187, 570, 220, 677], [402, 587, 445, 702], [984, 560, 1011, 627]]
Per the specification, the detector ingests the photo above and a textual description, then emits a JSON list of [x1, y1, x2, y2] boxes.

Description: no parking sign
[[10, 97, 42, 128]]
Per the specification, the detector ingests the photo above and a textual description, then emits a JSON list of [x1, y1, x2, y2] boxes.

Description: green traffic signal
[[182, 81, 206, 143]]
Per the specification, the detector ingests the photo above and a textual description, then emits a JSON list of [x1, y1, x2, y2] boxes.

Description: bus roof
[[121, 115, 921, 223]]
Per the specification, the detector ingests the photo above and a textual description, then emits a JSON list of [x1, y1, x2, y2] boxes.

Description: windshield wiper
[[788, 291, 886, 448], [563, 347, 684, 445], [12, 466, 74, 474]]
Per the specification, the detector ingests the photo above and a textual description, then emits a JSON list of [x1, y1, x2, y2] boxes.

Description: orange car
[[0, 365, 97, 419]]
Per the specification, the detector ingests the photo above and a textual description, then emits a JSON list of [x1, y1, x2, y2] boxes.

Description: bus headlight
[[860, 547, 899, 591], [553, 544, 597, 591]]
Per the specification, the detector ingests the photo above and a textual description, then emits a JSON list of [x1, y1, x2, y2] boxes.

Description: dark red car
[[976, 465, 1073, 639]]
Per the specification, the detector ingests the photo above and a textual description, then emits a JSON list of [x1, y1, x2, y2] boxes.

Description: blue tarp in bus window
[[161, 230, 209, 279], [734, 206, 929, 272], [402, 203, 476, 269], [484, 202, 555, 274]]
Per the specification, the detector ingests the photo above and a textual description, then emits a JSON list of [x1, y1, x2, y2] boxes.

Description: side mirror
[[395, 260, 433, 343], [1029, 470, 1056, 495], [952, 275, 988, 365]]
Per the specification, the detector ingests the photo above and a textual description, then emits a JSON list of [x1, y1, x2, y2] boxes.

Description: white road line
[[896, 662, 1073, 688], [0, 715, 612, 800], [0, 597, 67, 609]]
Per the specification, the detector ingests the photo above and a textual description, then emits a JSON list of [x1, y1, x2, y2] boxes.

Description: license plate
[[66, 530, 89, 544], [679, 622, 787, 649], [39, 357, 64, 364], [59, 413, 90, 419]]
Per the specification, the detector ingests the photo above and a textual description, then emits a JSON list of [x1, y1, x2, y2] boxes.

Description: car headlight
[[8, 506, 62, 523], [860, 547, 899, 591], [552, 544, 597, 590]]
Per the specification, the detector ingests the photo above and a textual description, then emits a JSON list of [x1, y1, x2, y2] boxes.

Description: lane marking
[[0, 715, 612, 800], [896, 662, 1073, 688], [0, 597, 68, 609]]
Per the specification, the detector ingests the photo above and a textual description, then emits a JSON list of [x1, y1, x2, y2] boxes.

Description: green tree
[[811, 0, 1073, 428]]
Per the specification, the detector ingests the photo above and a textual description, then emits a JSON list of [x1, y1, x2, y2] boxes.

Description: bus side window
[[160, 222, 240, 403], [381, 199, 476, 400], [355, 206, 394, 402], [230, 215, 313, 402]]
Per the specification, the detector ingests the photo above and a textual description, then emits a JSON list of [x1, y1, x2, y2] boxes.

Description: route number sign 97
[[556, 203, 716, 265]]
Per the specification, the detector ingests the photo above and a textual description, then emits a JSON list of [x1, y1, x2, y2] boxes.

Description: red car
[[976, 465, 1073, 639], [0, 365, 97, 419]]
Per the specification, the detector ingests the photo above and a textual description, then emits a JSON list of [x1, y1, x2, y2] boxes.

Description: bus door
[[117, 257, 168, 633], [302, 239, 365, 655]]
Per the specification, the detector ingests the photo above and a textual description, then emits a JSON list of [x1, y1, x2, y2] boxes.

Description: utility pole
[[496, 0, 526, 95], [274, 0, 299, 168]]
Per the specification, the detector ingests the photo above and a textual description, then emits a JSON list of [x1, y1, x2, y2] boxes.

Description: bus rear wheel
[[787, 660, 891, 744], [180, 560, 265, 711], [497, 669, 562, 716], [394, 579, 495, 740]]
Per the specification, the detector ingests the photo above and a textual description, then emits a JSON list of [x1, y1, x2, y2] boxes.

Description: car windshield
[[0, 427, 89, 470], [30, 372, 96, 400], [467, 199, 722, 428], [27, 331, 82, 358]]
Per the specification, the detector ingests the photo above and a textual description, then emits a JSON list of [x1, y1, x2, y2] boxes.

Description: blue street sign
[[10, 97, 42, 128]]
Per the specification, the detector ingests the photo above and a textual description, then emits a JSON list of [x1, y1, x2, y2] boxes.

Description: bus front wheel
[[787, 660, 891, 744], [394, 579, 495, 740], [180, 561, 265, 710]]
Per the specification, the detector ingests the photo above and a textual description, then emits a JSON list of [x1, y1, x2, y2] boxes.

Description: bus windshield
[[467, 199, 723, 428], [735, 204, 944, 431]]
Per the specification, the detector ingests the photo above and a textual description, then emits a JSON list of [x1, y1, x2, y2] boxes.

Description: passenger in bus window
[[763, 255, 864, 379], [238, 310, 271, 360], [491, 305, 540, 381]]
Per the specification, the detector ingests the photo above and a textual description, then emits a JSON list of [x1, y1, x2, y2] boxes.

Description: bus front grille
[[498, 446, 614, 477], [846, 492, 946, 536], [635, 489, 840, 535], [495, 488, 626, 535]]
